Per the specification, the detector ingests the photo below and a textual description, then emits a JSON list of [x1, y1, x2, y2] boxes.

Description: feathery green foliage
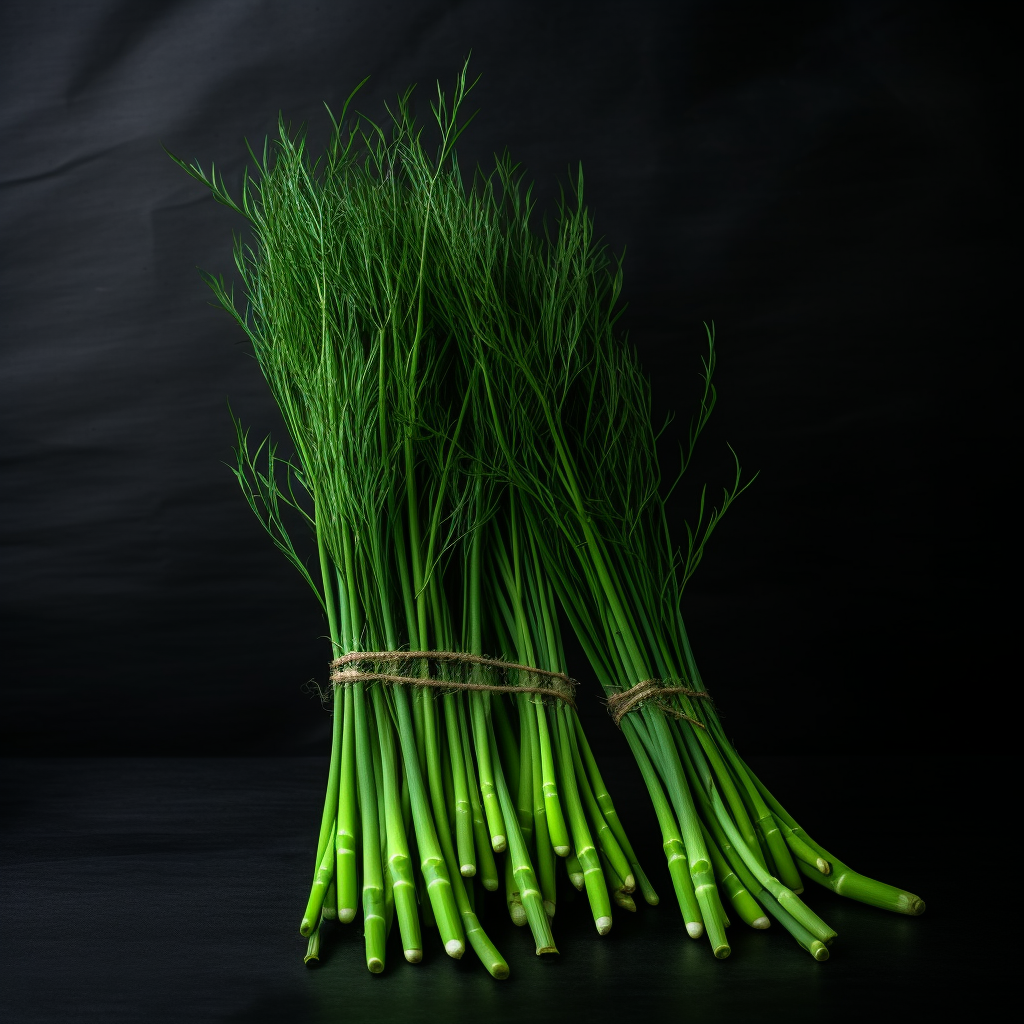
[[173, 60, 924, 977]]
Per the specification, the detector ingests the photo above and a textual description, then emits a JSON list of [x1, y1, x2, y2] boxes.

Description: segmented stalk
[[702, 824, 769, 929], [336, 683, 358, 923], [567, 717, 634, 891], [527, 700, 557, 916], [392, 685, 466, 958], [643, 707, 730, 958], [573, 714, 657, 905], [471, 692, 507, 852], [443, 693, 476, 876], [422, 688, 510, 977], [738, 755, 925, 916], [553, 704, 611, 934], [535, 700, 571, 855], [621, 719, 703, 937], [372, 686, 423, 962], [300, 684, 343, 936], [353, 682, 387, 972], [487, 717, 557, 954], [458, 696, 499, 890]]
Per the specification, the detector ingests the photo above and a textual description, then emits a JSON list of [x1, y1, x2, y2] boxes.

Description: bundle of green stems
[[174, 70, 656, 976], [437, 79, 926, 962], [175, 64, 924, 975]]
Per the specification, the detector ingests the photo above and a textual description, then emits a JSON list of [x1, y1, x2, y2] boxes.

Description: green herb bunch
[[172, 62, 924, 975], [436, 77, 926, 959], [172, 66, 659, 976]]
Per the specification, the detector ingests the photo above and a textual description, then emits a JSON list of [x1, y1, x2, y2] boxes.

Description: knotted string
[[328, 650, 577, 707], [604, 679, 711, 729]]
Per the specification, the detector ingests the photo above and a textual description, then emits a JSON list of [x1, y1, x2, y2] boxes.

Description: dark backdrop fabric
[[0, 5, 1016, 1024], [0, 1, 1014, 757]]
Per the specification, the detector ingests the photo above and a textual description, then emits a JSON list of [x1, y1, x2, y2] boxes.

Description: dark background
[[0, 2, 1016, 1021], [0, 1, 1014, 757]]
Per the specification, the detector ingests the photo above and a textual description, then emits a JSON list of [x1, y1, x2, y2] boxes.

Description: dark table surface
[[0, 754, 1008, 1023]]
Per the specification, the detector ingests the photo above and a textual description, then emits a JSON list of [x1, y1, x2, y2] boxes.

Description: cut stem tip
[[900, 895, 926, 915], [686, 922, 704, 939], [752, 916, 770, 930], [404, 949, 423, 963], [595, 916, 612, 935], [445, 939, 466, 959], [367, 957, 384, 974], [338, 908, 356, 924]]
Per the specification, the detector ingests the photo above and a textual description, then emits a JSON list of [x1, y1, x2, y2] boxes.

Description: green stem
[[372, 686, 423, 962], [674, 726, 833, 945], [748, 878, 830, 960], [774, 814, 832, 875], [300, 682, 343, 936], [487, 716, 557, 954], [322, 879, 337, 920], [553, 704, 611, 934], [515, 695, 534, 844], [573, 713, 657, 905], [459, 696, 499, 890], [392, 685, 466, 957], [684, 721, 766, 874], [642, 707, 730, 958], [565, 850, 584, 890], [702, 823, 769, 930], [536, 700, 570, 855], [336, 683, 359, 923], [492, 695, 521, 792], [528, 700, 557, 916], [444, 693, 476, 876], [471, 693, 507, 852], [738, 755, 925, 916], [707, 783, 836, 946], [353, 683, 386, 973], [505, 854, 526, 926], [423, 685, 510, 977], [620, 719, 702, 937], [302, 826, 336, 938], [567, 715, 634, 890], [303, 915, 323, 966], [703, 718, 803, 890]]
